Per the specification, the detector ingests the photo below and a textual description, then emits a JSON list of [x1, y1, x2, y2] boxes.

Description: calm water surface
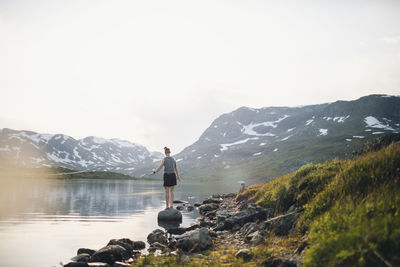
[[0, 178, 240, 267]]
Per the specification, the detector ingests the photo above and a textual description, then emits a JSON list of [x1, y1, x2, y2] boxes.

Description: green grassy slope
[[237, 139, 400, 266]]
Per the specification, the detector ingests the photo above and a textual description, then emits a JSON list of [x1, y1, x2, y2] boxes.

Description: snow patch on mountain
[[242, 115, 289, 136], [364, 116, 394, 131], [305, 117, 314, 126], [280, 135, 293, 141], [318, 129, 328, 136], [220, 137, 259, 152]]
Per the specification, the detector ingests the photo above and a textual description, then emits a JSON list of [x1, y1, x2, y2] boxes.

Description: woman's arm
[[149, 160, 164, 176], [174, 161, 181, 182]]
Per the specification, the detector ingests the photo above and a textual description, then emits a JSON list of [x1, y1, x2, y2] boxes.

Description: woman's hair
[[164, 147, 171, 154]]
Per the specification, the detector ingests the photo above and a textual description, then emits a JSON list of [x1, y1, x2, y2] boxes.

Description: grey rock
[[216, 210, 230, 223], [107, 238, 145, 251], [158, 208, 183, 222], [175, 227, 213, 252], [203, 198, 222, 204], [241, 222, 259, 237], [173, 200, 188, 204], [158, 220, 181, 231], [167, 227, 187, 235], [264, 211, 301, 236], [185, 224, 201, 232], [90, 245, 130, 265], [214, 207, 273, 231], [149, 242, 168, 252], [71, 253, 90, 263], [77, 248, 96, 256], [235, 248, 252, 261], [187, 205, 194, 211], [64, 263, 89, 267], [147, 229, 167, 245], [198, 203, 219, 215], [205, 210, 217, 219]]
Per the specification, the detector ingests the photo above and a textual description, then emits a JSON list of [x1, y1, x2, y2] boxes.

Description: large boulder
[[77, 248, 96, 256], [90, 245, 130, 265], [214, 207, 273, 231], [264, 211, 301, 236], [175, 227, 213, 252], [71, 254, 90, 263], [107, 238, 145, 251], [157, 208, 182, 222], [147, 229, 168, 245]]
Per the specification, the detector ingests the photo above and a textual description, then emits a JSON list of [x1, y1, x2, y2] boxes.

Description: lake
[[0, 177, 241, 267]]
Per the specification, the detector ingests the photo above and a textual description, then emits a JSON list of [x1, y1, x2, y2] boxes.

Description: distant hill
[[0, 130, 163, 174], [137, 94, 400, 183]]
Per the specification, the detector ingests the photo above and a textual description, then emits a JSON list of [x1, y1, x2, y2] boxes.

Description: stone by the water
[[157, 208, 182, 222], [173, 200, 188, 204], [71, 253, 90, 263], [64, 263, 89, 267], [175, 227, 212, 252], [90, 245, 130, 265], [147, 229, 168, 245], [187, 205, 194, 211], [77, 248, 96, 256], [107, 238, 145, 251]]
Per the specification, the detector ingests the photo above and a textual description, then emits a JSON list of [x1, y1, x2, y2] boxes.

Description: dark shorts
[[163, 173, 177, 187]]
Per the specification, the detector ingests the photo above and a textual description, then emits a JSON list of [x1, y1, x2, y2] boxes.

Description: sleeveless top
[[163, 156, 176, 174]]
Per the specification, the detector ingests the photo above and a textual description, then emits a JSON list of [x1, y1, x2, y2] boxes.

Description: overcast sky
[[1, 0, 399, 153]]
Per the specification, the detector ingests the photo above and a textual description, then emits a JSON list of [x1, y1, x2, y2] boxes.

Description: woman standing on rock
[[149, 147, 181, 209]]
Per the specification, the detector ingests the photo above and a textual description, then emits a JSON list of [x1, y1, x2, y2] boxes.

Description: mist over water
[[0, 175, 240, 267]]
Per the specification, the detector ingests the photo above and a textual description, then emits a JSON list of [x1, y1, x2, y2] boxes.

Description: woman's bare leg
[[169, 187, 174, 208], [164, 187, 169, 209]]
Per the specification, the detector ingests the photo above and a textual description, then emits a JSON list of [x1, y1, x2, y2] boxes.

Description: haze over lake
[[0, 177, 241, 267]]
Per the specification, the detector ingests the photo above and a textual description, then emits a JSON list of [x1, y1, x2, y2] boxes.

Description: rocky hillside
[[154, 94, 400, 183], [0, 129, 163, 174]]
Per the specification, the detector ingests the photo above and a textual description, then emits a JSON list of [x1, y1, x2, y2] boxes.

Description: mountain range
[[1, 94, 399, 183], [0, 130, 163, 173]]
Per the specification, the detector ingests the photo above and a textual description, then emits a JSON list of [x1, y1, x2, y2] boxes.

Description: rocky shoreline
[[63, 193, 306, 267]]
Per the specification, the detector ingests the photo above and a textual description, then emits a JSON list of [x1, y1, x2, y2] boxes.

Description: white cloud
[[1, 0, 400, 153], [382, 36, 400, 45]]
